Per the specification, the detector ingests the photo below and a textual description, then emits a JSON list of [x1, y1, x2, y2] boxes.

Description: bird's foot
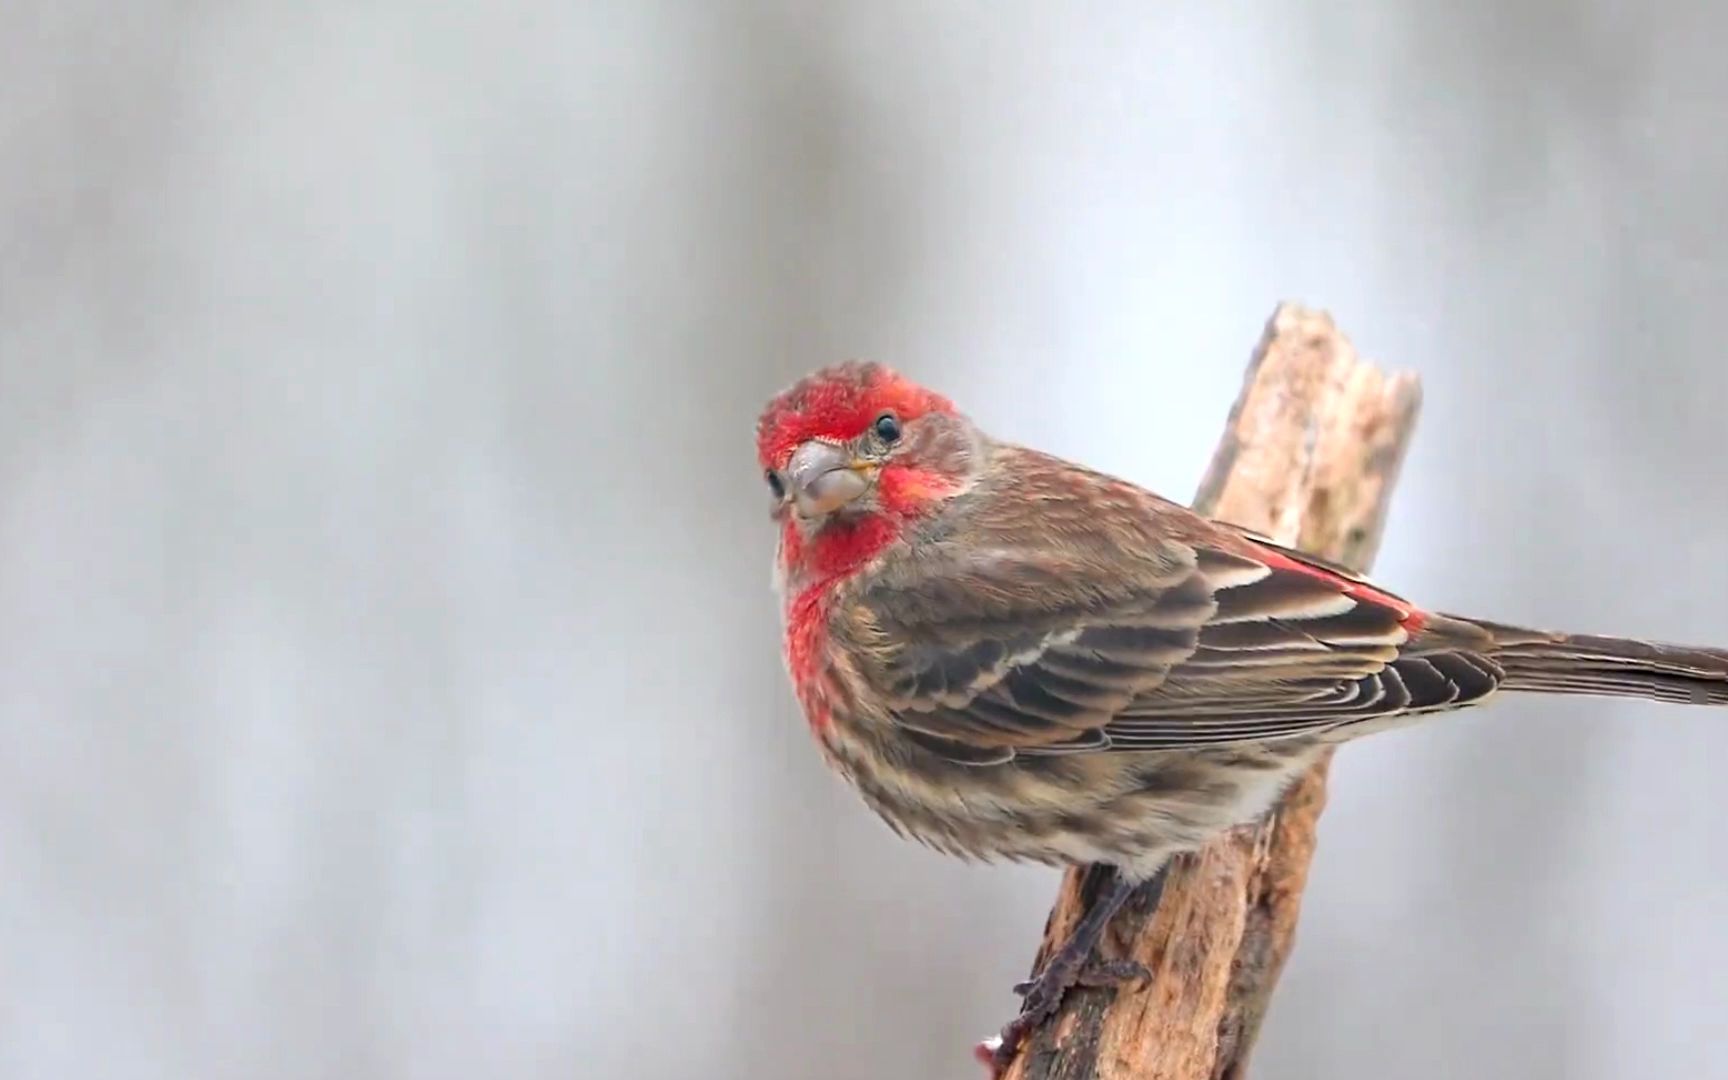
[[974, 972, 1063, 1079], [1014, 956, 1150, 996], [978, 954, 1150, 1076], [977, 1013, 1043, 1079], [975, 865, 1168, 1077]]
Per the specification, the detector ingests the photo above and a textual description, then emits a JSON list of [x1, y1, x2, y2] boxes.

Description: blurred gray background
[[4, 3, 1727, 1079]]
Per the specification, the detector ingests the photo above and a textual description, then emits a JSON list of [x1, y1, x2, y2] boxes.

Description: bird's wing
[[848, 474, 1496, 765], [1096, 534, 1501, 750]]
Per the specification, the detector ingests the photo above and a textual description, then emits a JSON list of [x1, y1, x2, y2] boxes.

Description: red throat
[[758, 363, 960, 737], [779, 464, 957, 583], [780, 465, 959, 735]]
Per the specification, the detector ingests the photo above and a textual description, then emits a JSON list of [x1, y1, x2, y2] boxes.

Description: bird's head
[[756, 362, 982, 588]]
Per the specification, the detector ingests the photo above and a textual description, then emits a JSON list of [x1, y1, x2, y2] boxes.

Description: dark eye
[[873, 412, 902, 444], [765, 470, 785, 499]]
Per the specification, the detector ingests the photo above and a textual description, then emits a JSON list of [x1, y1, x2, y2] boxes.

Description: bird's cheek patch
[[877, 465, 957, 513]]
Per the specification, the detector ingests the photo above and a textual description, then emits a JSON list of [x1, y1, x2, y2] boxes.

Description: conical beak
[[787, 440, 872, 517]]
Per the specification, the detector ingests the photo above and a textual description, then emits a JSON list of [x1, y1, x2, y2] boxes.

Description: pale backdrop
[[4, 4, 1727, 1079]]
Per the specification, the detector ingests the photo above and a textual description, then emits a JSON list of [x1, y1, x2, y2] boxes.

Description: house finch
[[756, 361, 1728, 1063]]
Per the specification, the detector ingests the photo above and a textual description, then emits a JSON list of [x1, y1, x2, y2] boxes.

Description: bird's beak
[[787, 440, 873, 518]]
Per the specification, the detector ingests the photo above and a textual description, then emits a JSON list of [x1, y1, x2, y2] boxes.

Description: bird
[[755, 360, 1728, 1065]]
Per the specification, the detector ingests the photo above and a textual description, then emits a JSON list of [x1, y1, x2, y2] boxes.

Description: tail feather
[[1463, 619, 1728, 706]]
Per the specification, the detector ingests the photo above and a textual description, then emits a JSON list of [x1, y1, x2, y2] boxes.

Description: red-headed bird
[[756, 361, 1728, 1063]]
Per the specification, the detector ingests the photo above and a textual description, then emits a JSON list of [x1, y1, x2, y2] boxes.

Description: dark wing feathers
[[835, 447, 1515, 765], [885, 630, 1050, 705], [851, 516, 1500, 764], [886, 619, 1201, 752]]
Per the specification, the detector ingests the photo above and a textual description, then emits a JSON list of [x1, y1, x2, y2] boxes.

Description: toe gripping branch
[[984, 863, 1168, 1075]]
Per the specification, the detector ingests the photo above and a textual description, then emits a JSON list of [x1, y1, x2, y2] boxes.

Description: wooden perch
[[998, 303, 1423, 1080]]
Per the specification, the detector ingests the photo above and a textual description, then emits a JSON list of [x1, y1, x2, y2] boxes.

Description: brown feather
[[837, 443, 1728, 776], [771, 397, 1726, 872]]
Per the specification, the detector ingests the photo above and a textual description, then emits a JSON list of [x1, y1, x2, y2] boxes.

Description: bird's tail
[[1447, 617, 1728, 706]]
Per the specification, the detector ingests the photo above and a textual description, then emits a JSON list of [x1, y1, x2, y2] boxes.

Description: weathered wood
[[999, 303, 1423, 1080]]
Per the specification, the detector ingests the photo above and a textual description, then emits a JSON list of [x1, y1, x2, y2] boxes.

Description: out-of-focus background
[[4, 4, 1727, 1079]]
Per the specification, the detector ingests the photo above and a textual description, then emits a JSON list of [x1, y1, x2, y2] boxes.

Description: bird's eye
[[873, 412, 902, 444], [765, 470, 786, 499]]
